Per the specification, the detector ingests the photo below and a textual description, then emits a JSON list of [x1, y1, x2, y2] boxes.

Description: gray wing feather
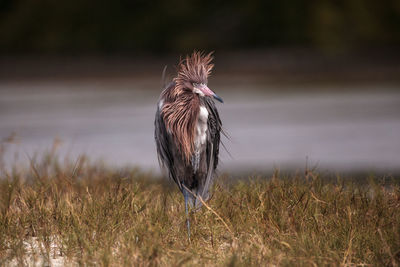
[[154, 103, 183, 191], [195, 98, 221, 205], [205, 97, 222, 171]]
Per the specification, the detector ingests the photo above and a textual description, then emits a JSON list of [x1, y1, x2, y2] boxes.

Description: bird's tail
[[182, 184, 212, 211], [194, 191, 211, 209], [194, 142, 215, 208]]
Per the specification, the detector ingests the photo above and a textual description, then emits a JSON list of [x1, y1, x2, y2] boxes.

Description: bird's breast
[[192, 105, 208, 172], [195, 106, 209, 149]]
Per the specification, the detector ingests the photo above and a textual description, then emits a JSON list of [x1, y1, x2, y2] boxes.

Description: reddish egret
[[154, 51, 223, 239]]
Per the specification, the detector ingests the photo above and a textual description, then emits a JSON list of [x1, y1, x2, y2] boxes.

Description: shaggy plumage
[[161, 51, 215, 162], [154, 51, 222, 220]]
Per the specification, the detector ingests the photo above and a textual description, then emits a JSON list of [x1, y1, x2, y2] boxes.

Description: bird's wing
[[205, 97, 221, 171], [154, 100, 182, 191], [198, 97, 221, 201]]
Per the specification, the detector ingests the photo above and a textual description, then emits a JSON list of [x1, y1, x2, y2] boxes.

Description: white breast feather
[[192, 105, 208, 172]]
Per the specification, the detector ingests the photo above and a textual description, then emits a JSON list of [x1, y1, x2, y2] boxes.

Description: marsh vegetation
[[0, 151, 399, 266]]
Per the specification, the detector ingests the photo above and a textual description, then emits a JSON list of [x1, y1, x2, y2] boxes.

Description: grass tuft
[[0, 154, 399, 266]]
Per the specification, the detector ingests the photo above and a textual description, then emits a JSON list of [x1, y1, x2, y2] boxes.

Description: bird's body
[[154, 52, 223, 237]]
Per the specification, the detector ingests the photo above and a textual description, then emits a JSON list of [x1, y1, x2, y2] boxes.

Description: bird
[[154, 51, 223, 239]]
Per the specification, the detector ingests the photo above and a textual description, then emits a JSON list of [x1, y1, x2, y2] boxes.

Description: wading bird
[[154, 51, 223, 239]]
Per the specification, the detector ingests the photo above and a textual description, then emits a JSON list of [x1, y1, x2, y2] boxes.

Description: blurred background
[[0, 0, 400, 175]]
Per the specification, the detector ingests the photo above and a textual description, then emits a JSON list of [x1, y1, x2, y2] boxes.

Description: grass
[[0, 153, 399, 266]]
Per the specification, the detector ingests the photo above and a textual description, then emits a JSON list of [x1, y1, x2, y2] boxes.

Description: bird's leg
[[183, 188, 191, 241]]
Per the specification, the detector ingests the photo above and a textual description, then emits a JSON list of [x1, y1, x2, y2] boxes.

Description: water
[[1, 80, 399, 173]]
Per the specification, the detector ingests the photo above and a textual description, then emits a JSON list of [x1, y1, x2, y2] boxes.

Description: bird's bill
[[213, 93, 224, 103], [198, 84, 223, 103]]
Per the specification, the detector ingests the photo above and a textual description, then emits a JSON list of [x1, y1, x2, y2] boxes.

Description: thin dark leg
[[183, 189, 191, 241]]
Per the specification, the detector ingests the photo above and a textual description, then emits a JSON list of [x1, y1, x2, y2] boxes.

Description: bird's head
[[174, 51, 223, 103]]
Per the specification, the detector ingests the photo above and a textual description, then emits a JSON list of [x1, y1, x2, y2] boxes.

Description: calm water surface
[[1, 80, 399, 174]]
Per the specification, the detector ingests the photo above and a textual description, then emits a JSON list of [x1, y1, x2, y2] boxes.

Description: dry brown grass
[[0, 154, 399, 266]]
